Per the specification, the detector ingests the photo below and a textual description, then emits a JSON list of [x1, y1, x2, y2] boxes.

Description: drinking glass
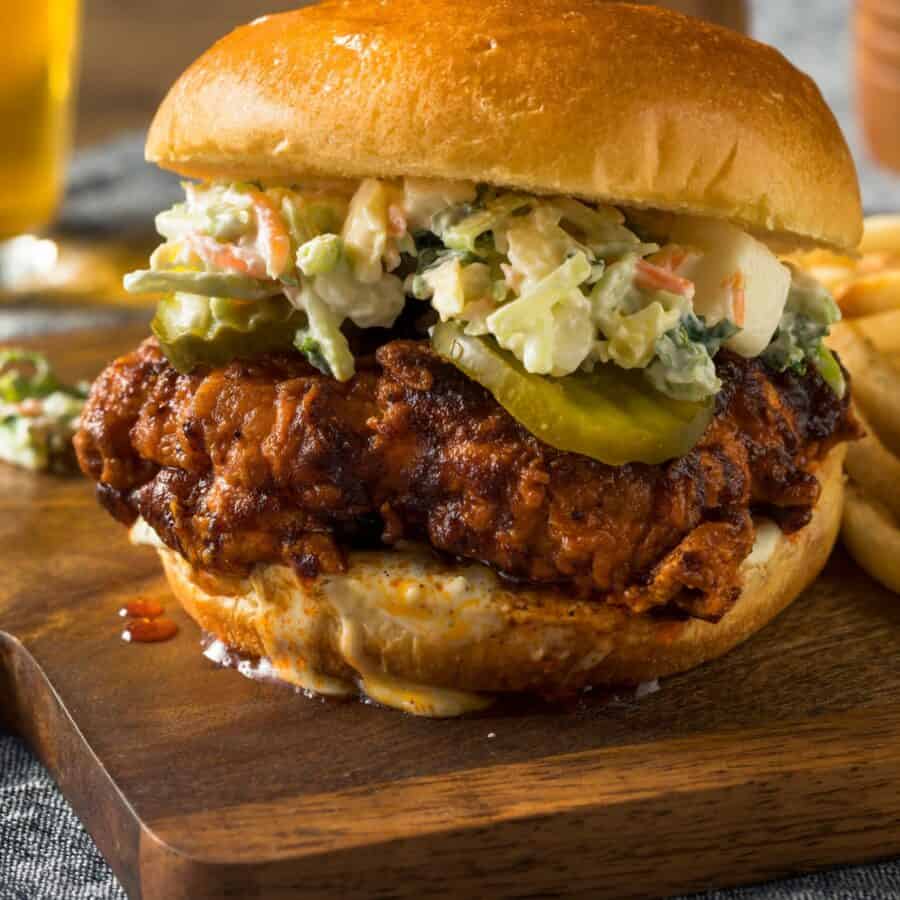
[[0, 0, 80, 297]]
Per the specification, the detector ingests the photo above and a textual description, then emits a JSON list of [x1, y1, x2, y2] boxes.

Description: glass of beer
[[0, 0, 80, 238]]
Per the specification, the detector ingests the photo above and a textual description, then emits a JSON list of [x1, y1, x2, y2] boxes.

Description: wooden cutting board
[[4, 324, 900, 900]]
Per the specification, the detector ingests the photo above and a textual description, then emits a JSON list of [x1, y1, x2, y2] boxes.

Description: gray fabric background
[[4, 3, 900, 897]]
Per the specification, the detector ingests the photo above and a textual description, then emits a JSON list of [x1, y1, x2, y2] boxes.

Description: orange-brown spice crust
[[75, 339, 856, 621]]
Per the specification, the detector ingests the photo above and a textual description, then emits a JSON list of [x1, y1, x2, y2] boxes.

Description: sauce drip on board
[[118, 598, 164, 619], [119, 596, 179, 644]]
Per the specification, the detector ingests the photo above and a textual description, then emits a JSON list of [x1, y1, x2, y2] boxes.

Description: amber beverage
[[0, 0, 80, 238], [856, 0, 900, 172]]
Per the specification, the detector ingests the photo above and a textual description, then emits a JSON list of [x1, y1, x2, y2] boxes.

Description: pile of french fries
[[793, 216, 900, 594]]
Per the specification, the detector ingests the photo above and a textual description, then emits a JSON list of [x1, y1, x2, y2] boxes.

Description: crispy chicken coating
[[76, 339, 855, 620]]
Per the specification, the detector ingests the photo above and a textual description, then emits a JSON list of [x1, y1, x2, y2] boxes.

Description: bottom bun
[[148, 447, 845, 716]]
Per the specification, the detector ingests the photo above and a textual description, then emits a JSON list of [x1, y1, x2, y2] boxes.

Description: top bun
[[147, 0, 862, 251]]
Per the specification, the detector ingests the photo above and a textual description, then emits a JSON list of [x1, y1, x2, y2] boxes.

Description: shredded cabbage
[[646, 316, 737, 402], [296, 234, 343, 276], [505, 207, 590, 291], [133, 176, 835, 406], [418, 257, 493, 321], [0, 350, 87, 472], [486, 252, 593, 375], [124, 269, 281, 301], [313, 260, 405, 329], [585, 257, 687, 370], [403, 179, 477, 232], [285, 284, 355, 381], [760, 267, 843, 394], [341, 178, 400, 282], [437, 192, 535, 254]]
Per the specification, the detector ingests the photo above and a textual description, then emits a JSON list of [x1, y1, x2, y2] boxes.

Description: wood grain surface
[[4, 325, 900, 899]]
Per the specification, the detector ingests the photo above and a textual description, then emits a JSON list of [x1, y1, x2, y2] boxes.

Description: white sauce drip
[[746, 519, 782, 567]]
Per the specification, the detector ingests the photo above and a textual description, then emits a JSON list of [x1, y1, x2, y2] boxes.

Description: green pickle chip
[[431, 321, 714, 466], [152, 293, 306, 373], [811, 344, 846, 399]]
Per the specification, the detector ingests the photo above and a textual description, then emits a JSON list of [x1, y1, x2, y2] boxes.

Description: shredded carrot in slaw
[[634, 258, 695, 298], [248, 190, 292, 278], [725, 272, 746, 326], [186, 234, 269, 279]]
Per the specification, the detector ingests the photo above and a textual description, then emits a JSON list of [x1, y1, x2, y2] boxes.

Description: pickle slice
[[431, 321, 713, 465], [152, 293, 306, 373]]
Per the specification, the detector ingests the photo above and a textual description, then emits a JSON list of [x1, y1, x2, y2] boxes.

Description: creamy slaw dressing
[[124, 176, 846, 404]]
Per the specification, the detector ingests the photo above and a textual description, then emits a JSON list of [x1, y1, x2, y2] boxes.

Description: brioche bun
[[146, 0, 861, 251], [147, 447, 844, 715]]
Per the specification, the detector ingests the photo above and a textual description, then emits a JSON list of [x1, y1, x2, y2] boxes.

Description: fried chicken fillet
[[75, 339, 856, 624]]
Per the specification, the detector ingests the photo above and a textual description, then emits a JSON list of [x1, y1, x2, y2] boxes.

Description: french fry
[[809, 272, 855, 296], [786, 248, 857, 293], [858, 251, 900, 274], [845, 410, 900, 523], [792, 214, 900, 595], [835, 269, 900, 318], [859, 214, 900, 256], [842, 484, 900, 595], [828, 321, 900, 457], [851, 309, 900, 355]]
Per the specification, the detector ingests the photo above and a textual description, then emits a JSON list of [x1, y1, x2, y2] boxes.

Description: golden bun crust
[[155, 447, 845, 713], [146, 0, 861, 251]]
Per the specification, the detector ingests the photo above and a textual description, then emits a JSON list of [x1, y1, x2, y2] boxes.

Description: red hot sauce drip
[[119, 598, 179, 643]]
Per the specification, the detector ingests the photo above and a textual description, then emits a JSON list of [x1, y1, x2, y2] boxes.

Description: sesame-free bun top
[[147, 0, 862, 251]]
